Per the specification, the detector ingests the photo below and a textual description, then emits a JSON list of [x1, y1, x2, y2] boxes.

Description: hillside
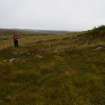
[[76, 25, 105, 43], [0, 26, 105, 105]]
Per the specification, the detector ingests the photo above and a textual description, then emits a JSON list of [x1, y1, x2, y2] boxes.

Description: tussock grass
[[0, 29, 105, 105]]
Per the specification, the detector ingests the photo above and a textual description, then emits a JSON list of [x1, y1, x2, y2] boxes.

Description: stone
[[9, 58, 16, 63], [36, 55, 43, 59], [94, 45, 105, 51]]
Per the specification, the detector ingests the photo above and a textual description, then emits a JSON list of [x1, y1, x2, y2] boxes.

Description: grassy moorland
[[0, 26, 105, 105]]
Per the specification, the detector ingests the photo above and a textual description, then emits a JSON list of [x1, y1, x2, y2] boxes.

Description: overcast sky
[[0, 0, 105, 31]]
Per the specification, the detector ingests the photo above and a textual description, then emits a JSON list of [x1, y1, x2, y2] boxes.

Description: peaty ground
[[0, 32, 105, 105]]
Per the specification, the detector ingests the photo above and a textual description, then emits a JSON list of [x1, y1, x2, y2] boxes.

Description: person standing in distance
[[13, 32, 20, 48]]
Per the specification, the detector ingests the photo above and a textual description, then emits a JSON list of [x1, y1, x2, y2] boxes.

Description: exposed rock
[[36, 55, 43, 59], [94, 45, 105, 51], [9, 58, 16, 63]]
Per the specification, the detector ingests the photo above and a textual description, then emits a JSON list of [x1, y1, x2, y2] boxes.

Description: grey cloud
[[0, 0, 105, 31]]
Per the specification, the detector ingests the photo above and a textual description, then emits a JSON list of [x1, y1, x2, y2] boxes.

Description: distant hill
[[0, 28, 71, 36]]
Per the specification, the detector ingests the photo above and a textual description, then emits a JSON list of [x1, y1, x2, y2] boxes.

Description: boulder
[[9, 58, 16, 63]]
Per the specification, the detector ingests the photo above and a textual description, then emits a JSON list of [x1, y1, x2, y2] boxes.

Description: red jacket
[[13, 34, 20, 40]]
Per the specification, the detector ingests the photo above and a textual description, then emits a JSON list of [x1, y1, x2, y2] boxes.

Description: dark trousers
[[14, 40, 19, 48]]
